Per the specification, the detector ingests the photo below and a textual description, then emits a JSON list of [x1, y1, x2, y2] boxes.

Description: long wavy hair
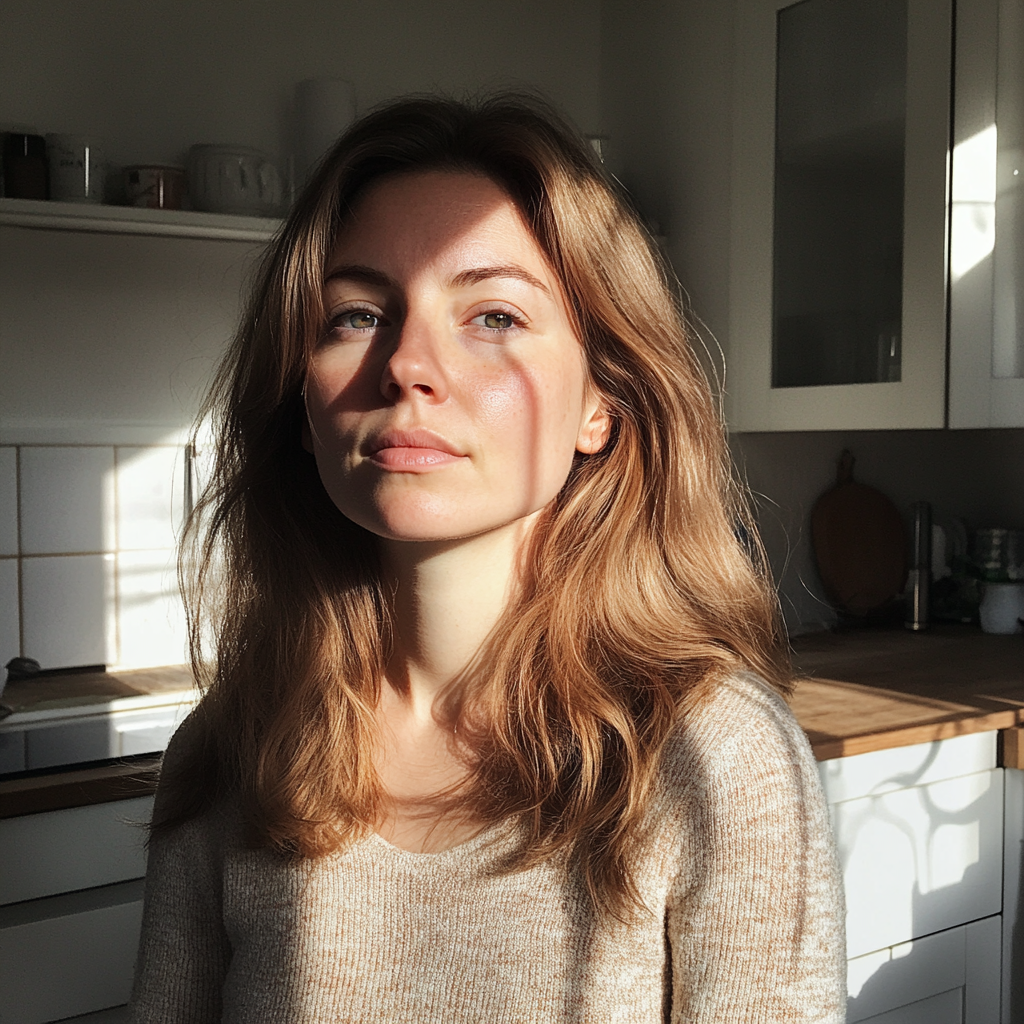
[[157, 93, 790, 916]]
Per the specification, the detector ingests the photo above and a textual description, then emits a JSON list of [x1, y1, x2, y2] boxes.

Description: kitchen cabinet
[[948, 0, 1024, 427], [729, 0, 950, 431], [729, 0, 1024, 431], [0, 796, 152, 1024], [819, 731, 1019, 1023]]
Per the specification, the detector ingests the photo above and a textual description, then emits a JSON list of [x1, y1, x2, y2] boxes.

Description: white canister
[[979, 581, 1024, 634], [187, 145, 281, 216], [45, 134, 107, 203]]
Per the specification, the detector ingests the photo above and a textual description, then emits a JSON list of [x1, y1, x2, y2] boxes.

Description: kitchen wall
[[1, 0, 602, 173], [600, 0, 1024, 633], [0, 445, 185, 671], [0, 0, 603, 672]]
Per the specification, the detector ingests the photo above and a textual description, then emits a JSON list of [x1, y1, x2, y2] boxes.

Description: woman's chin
[[343, 503, 538, 546]]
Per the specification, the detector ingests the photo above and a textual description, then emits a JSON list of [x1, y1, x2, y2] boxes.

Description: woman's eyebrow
[[323, 264, 396, 288], [323, 263, 551, 295], [450, 265, 551, 295]]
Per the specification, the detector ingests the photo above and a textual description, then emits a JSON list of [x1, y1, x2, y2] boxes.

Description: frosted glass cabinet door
[[948, 0, 1024, 426], [729, 0, 951, 430]]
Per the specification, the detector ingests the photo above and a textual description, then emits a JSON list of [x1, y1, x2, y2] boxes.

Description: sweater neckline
[[363, 816, 518, 863]]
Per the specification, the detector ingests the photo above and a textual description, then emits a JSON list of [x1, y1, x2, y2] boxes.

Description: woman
[[130, 94, 845, 1022]]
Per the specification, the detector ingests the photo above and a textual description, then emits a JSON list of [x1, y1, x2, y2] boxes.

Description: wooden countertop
[[1, 663, 194, 722], [3, 631, 1022, 816], [790, 625, 1024, 760]]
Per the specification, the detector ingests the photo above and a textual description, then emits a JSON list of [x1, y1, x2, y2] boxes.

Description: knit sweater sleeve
[[127, 725, 232, 1024], [663, 673, 847, 1023]]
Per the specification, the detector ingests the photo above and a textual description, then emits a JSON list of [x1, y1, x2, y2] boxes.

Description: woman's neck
[[380, 512, 538, 716], [370, 514, 538, 851]]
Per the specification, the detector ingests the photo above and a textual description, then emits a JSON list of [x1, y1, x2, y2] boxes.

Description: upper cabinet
[[728, 0, 1024, 430], [949, 0, 1024, 426]]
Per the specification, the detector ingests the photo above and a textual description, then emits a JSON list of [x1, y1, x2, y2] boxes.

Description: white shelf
[[0, 196, 281, 242]]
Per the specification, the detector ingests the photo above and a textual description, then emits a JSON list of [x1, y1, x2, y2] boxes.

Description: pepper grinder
[[906, 501, 931, 631]]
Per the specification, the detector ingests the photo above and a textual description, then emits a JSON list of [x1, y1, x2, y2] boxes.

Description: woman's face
[[304, 170, 611, 543]]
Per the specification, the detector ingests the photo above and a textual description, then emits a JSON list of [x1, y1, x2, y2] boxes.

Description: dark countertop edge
[[0, 755, 162, 819]]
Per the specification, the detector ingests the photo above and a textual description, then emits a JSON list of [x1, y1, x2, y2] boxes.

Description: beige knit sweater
[[129, 672, 846, 1023]]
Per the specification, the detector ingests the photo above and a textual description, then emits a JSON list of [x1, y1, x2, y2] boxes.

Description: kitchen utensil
[[124, 165, 185, 209], [2, 132, 47, 199], [979, 581, 1024, 634], [187, 145, 280, 216], [811, 450, 908, 618], [905, 501, 931, 631], [45, 134, 107, 203]]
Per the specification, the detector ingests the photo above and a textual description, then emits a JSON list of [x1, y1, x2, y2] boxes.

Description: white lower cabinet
[[0, 796, 153, 1024], [819, 733, 1014, 1023], [847, 915, 1001, 1023]]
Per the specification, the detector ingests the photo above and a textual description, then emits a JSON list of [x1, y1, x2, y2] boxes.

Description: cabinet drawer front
[[819, 732, 998, 805], [0, 888, 142, 1024], [0, 796, 153, 905], [847, 915, 1000, 1024], [835, 768, 1003, 958]]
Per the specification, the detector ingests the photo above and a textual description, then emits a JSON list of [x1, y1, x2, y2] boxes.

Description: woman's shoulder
[[151, 706, 243, 848], [655, 669, 818, 801]]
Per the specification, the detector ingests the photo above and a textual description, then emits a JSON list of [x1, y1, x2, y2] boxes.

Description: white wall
[[1, 0, 602, 173]]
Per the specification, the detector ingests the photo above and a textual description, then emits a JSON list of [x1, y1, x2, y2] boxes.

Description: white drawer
[[0, 796, 153, 905], [818, 731, 998, 805], [846, 915, 1000, 1023], [835, 767, 1004, 958], [0, 879, 143, 1024]]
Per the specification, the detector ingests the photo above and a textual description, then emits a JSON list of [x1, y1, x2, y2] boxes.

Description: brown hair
[[160, 93, 790, 916]]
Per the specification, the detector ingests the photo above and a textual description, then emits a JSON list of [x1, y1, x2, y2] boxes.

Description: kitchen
[[1, 0, 1023, 1021]]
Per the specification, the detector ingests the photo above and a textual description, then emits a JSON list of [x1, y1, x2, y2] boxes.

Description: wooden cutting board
[[811, 451, 908, 617]]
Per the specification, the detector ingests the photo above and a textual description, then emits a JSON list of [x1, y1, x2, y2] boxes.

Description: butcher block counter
[[790, 624, 1024, 761]]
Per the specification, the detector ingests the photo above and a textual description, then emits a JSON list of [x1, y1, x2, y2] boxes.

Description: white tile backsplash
[[0, 448, 17, 556], [7, 444, 194, 671], [116, 447, 183, 551], [21, 554, 117, 669], [19, 447, 116, 555], [0, 558, 19, 668], [116, 549, 186, 669]]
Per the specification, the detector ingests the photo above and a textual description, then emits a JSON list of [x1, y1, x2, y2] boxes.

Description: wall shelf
[[0, 197, 281, 242]]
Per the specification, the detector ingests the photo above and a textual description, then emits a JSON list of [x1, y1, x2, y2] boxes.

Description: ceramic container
[[124, 165, 185, 210], [978, 581, 1024, 634], [187, 145, 280, 216], [45, 134, 107, 203]]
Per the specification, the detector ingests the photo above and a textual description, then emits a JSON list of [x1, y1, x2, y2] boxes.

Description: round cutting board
[[811, 451, 908, 617]]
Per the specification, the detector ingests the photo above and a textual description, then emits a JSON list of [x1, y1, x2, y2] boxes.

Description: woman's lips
[[369, 447, 462, 469], [366, 430, 466, 471]]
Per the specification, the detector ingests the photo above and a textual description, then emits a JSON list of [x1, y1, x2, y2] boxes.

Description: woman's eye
[[329, 309, 381, 332], [473, 312, 518, 330]]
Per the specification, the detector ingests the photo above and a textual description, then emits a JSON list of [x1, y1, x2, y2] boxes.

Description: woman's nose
[[379, 317, 450, 404]]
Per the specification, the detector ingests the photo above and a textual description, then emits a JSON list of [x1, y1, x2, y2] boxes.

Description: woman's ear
[[575, 391, 613, 454]]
